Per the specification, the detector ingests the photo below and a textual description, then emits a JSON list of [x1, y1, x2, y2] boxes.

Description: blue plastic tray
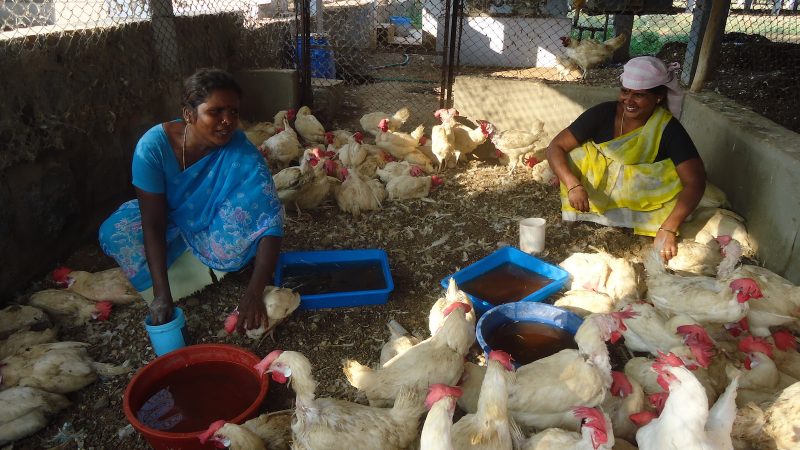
[[476, 302, 583, 366], [274, 249, 393, 310], [440, 246, 570, 317]]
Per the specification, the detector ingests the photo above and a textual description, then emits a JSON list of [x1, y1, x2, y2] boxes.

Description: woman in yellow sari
[[546, 56, 706, 261]]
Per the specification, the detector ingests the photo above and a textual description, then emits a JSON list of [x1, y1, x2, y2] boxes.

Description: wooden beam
[[690, 0, 731, 93], [681, 0, 711, 85], [612, 14, 633, 62]]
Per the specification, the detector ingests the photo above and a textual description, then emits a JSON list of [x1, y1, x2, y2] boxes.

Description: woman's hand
[[237, 290, 267, 333], [149, 294, 175, 325], [568, 185, 590, 212], [654, 229, 678, 262]]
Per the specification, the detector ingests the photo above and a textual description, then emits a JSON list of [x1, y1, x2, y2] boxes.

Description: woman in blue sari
[[99, 68, 283, 330]]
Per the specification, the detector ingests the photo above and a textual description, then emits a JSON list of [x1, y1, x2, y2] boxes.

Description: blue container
[[144, 307, 188, 357], [274, 249, 393, 310], [389, 15, 413, 37], [296, 34, 336, 79], [476, 302, 584, 366], [440, 246, 570, 318]]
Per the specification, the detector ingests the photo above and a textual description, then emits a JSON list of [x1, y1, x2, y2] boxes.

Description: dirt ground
[[7, 36, 795, 449]]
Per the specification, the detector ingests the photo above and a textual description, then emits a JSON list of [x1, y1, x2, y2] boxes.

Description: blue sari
[[99, 124, 283, 291]]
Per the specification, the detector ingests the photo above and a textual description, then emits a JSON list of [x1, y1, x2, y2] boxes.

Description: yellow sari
[[560, 107, 683, 236]]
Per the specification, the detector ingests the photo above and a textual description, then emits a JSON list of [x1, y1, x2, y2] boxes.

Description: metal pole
[[438, 0, 452, 108], [444, 0, 461, 108], [298, 0, 312, 107]]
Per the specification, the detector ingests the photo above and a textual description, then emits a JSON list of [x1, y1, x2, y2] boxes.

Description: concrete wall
[[454, 76, 800, 283], [0, 17, 291, 301]]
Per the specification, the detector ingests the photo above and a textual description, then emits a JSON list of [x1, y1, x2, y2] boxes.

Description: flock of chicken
[[192, 216, 799, 450], [242, 105, 552, 216], [0, 267, 137, 445]]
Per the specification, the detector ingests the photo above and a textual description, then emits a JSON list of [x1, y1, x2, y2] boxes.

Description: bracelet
[[658, 227, 678, 235], [568, 184, 583, 193]]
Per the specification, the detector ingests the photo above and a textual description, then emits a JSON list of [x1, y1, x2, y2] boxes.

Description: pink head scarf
[[620, 56, 684, 119]]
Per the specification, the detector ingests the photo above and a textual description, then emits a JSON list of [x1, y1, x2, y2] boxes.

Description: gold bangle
[[568, 184, 583, 193], [658, 227, 677, 235]]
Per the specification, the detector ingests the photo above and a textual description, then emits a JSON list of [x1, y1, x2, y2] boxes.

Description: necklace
[[619, 112, 625, 137], [182, 124, 188, 171]]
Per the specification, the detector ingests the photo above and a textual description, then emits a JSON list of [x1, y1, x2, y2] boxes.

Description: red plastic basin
[[123, 344, 268, 450]]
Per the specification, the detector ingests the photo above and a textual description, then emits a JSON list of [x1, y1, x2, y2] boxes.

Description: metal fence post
[[149, 0, 180, 76], [681, 0, 711, 85]]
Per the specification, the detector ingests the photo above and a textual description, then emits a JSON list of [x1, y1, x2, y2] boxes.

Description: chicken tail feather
[[392, 107, 411, 126], [387, 319, 410, 339], [342, 359, 372, 389], [644, 244, 667, 278], [604, 33, 628, 51]]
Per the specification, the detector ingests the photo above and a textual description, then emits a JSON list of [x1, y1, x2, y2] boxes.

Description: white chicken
[[198, 420, 266, 450], [375, 120, 425, 160], [451, 350, 522, 450], [428, 278, 476, 336], [729, 336, 797, 407], [522, 407, 615, 450], [386, 174, 443, 200], [635, 354, 739, 450], [337, 133, 368, 168], [0, 326, 58, 359], [224, 286, 300, 340], [530, 158, 559, 186], [723, 261, 800, 337], [431, 112, 456, 172], [645, 246, 762, 324], [360, 107, 410, 137], [487, 120, 547, 174], [401, 148, 436, 173], [380, 319, 422, 366], [0, 305, 51, 339], [273, 108, 296, 126], [732, 381, 800, 450], [261, 118, 302, 171], [451, 118, 491, 164], [617, 302, 687, 355], [334, 168, 386, 217], [679, 207, 757, 257], [343, 302, 474, 407], [28, 290, 112, 326], [0, 341, 129, 393], [243, 121, 277, 147], [293, 105, 325, 144], [256, 350, 425, 450], [51, 266, 140, 304], [376, 161, 425, 184], [241, 410, 292, 450], [420, 384, 462, 450], [559, 250, 642, 303], [553, 289, 616, 317], [666, 238, 725, 277], [0, 386, 71, 445]]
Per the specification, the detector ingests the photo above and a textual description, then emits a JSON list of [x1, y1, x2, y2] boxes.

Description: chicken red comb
[[378, 118, 390, 131], [410, 165, 424, 177], [324, 131, 334, 144], [687, 342, 714, 368], [51, 266, 72, 287], [648, 392, 669, 414], [254, 350, 283, 375], [725, 317, 749, 337], [489, 350, 514, 371], [629, 411, 657, 427], [93, 301, 113, 321], [418, 136, 428, 145], [494, 149, 505, 158], [739, 335, 773, 358], [433, 108, 446, 119], [323, 159, 338, 177], [353, 132, 364, 144], [676, 324, 713, 347], [611, 306, 638, 324], [425, 384, 462, 410], [224, 310, 239, 334], [654, 351, 685, 368], [772, 329, 798, 352], [523, 155, 539, 168], [382, 151, 397, 162], [573, 407, 608, 448], [610, 371, 633, 397], [730, 278, 763, 303], [431, 175, 444, 188], [442, 301, 472, 317], [198, 420, 226, 444], [287, 109, 296, 119], [276, 127, 285, 133]]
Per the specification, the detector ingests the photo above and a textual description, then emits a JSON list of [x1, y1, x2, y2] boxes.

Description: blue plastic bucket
[[144, 307, 188, 357], [476, 302, 583, 367], [389, 16, 413, 37], [296, 34, 336, 79]]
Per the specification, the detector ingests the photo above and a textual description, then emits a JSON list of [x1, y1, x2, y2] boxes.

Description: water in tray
[[459, 262, 553, 305], [487, 321, 578, 365], [137, 361, 259, 433], [281, 260, 386, 295]]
